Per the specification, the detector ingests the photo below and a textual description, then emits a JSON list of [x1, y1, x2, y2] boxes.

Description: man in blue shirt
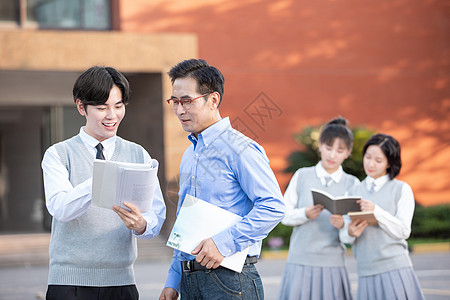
[[159, 59, 285, 300]]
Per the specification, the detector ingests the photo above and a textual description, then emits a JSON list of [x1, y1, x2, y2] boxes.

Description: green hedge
[[410, 204, 450, 239], [263, 204, 450, 249]]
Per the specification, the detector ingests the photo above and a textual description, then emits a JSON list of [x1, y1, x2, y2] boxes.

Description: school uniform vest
[[287, 167, 358, 267], [351, 178, 412, 276], [48, 135, 144, 286]]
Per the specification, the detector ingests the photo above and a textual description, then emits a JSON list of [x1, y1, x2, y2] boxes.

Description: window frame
[[0, 0, 119, 31]]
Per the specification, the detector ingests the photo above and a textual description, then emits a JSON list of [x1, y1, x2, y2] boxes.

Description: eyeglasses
[[166, 92, 211, 110]]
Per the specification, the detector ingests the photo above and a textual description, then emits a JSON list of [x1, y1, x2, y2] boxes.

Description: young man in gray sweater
[[41, 66, 166, 300]]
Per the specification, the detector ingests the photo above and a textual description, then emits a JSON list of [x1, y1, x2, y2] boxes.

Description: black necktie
[[95, 143, 105, 160]]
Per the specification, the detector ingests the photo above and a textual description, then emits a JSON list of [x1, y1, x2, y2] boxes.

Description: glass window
[[0, 0, 18, 22], [27, 0, 110, 30], [83, 0, 110, 29]]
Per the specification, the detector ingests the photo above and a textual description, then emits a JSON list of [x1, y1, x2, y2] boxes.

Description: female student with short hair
[[342, 133, 425, 300]]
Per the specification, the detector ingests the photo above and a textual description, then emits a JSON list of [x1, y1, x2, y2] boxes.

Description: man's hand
[[159, 287, 178, 300], [329, 214, 344, 229], [113, 202, 147, 235], [191, 238, 224, 269], [305, 204, 324, 219], [348, 219, 368, 237]]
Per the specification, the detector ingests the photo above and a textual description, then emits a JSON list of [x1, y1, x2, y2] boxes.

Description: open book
[[348, 211, 378, 226], [311, 188, 361, 215], [92, 159, 159, 213], [166, 194, 250, 273]]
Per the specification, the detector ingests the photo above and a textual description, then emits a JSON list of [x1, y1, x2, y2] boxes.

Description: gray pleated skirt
[[278, 263, 353, 300], [357, 267, 424, 300]]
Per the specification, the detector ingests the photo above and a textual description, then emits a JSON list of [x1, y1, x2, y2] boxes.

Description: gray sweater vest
[[48, 135, 145, 286], [287, 167, 358, 267], [351, 178, 412, 276]]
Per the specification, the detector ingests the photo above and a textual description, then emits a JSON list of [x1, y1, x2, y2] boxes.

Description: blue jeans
[[180, 263, 264, 300]]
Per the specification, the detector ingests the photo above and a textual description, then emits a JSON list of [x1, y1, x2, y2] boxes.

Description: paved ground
[[0, 251, 449, 299]]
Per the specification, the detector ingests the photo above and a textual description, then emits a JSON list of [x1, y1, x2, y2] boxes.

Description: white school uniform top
[[282, 162, 353, 226], [340, 174, 415, 243], [42, 127, 166, 238]]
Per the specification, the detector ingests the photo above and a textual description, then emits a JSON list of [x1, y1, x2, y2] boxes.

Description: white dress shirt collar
[[79, 127, 116, 160], [366, 174, 389, 192], [315, 162, 344, 186]]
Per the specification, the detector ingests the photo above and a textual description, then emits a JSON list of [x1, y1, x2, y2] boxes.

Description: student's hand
[[358, 199, 375, 212], [348, 219, 368, 237], [305, 204, 324, 219], [113, 202, 147, 235], [192, 238, 224, 269], [329, 214, 344, 229], [159, 287, 178, 300]]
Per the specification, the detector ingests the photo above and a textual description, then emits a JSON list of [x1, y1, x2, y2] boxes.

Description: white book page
[[92, 160, 106, 207], [116, 160, 158, 212], [167, 194, 250, 273], [92, 159, 159, 213], [100, 161, 120, 207]]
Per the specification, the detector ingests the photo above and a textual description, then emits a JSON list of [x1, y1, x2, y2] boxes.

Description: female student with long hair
[[278, 117, 358, 300], [343, 133, 424, 300]]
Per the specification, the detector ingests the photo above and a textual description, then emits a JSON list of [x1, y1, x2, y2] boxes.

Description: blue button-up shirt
[[165, 117, 285, 291]]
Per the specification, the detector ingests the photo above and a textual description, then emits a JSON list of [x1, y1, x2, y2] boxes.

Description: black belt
[[181, 256, 257, 272]]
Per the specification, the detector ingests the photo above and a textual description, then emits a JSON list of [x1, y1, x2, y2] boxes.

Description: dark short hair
[[319, 116, 353, 150], [362, 133, 402, 179], [73, 66, 130, 107], [167, 59, 225, 107]]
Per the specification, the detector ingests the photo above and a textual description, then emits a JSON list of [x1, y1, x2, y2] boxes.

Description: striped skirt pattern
[[278, 263, 353, 300], [357, 267, 425, 300]]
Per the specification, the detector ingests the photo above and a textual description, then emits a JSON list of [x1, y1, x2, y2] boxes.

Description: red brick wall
[[120, 0, 450, 205]]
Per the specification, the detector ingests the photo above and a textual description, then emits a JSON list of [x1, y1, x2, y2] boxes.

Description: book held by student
[[166, 194, 249, 273], [92, 159, 159, 213], [311, 188, 361, 215], [348, 211, 378, 226]]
